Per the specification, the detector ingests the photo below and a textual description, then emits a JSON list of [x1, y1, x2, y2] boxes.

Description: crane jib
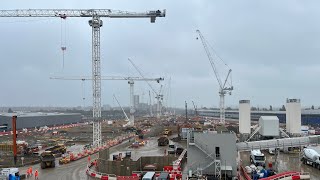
[[0, 9, 166, 18]]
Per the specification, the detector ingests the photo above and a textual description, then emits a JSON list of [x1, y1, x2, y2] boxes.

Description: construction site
[[1, 2, 320, 180]]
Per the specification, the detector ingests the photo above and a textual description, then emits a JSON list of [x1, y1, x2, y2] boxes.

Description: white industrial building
[[259, 116, 279, 137], [187, 131, 237, 179], [286, 98, 302, 136], [239, 100, 251, 141]]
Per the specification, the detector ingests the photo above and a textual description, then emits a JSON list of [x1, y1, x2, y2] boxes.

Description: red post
[[12, 115, 17, 165]]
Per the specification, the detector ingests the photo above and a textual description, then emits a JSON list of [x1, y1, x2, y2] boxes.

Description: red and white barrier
[[259, 171, 310, 180], [86, 163, 117, 180]]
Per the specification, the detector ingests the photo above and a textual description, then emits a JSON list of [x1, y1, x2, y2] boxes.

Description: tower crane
[[128, 58, 164, 119], [50, 76, 163, 126], [196, 30, 233, 125], [192, 101, 198, 116], [0, 8, 166, 147]]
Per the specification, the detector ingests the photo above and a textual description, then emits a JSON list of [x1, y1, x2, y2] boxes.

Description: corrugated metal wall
[[0, 114, 82, 129]]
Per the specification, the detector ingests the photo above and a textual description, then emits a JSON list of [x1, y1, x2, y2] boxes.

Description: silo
[[239, 100, 251, 141], [286, 98, 301, 135]]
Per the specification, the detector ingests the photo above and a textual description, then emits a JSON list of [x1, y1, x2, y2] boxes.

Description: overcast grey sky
[[0, 0, 319, 108]]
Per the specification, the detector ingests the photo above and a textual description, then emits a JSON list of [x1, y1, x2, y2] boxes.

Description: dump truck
[[45, 144, 66, 154], [40, 151, 56, 169], [158, 137, 169, 146], [301, 148, 320, 168]]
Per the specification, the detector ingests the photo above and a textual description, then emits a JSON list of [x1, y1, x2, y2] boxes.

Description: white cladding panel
[[239, 100, 251, 134], [286, 99, 301, 134], [259, 116, 279, 136]]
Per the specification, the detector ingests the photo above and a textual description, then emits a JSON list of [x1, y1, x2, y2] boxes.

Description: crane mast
[[128, 58, 164, 119], [196, 30, 233, 125], [0, 8, 165, 148]]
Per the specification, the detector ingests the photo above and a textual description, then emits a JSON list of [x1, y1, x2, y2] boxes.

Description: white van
[[142, 172, 156, 180], [250, 150, 265, 166]]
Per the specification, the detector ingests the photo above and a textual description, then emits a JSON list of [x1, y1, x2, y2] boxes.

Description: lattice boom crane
[[0, 8, 166, 148], [196, 30, 233, 125]]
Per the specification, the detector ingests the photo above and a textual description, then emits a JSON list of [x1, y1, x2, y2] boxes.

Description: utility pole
[[12, 116, 17, 165]]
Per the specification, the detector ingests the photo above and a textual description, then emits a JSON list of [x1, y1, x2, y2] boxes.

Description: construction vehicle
[[167, 141, 176, 154], [40, 151, 56, 169], [45, 144, 66, 154], [250, 149, 265, 166], [136, 129, 144, 139], [301, 148, 320, 168], [0, 168, 20, 179], [163, 129, 172, 136], [59, 156, 70, 165], [158, 136, 169, 146]]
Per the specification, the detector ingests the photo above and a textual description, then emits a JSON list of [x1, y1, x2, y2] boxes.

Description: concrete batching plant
[[286, 98, 302, 136], [239, 100, 251, 141]]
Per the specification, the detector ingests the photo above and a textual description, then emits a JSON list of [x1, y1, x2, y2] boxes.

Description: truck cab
[[250, 149, 265, 166], [0, 168, 20, 179], [167, 141, 176, 154]]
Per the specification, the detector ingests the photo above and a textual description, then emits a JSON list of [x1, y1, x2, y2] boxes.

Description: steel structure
[[0, 8, 165, 147], [196, 30, 233, 124], [50, 76, 163, 126], [237, 135, 320, 152], [128, 58, 164, 119]]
